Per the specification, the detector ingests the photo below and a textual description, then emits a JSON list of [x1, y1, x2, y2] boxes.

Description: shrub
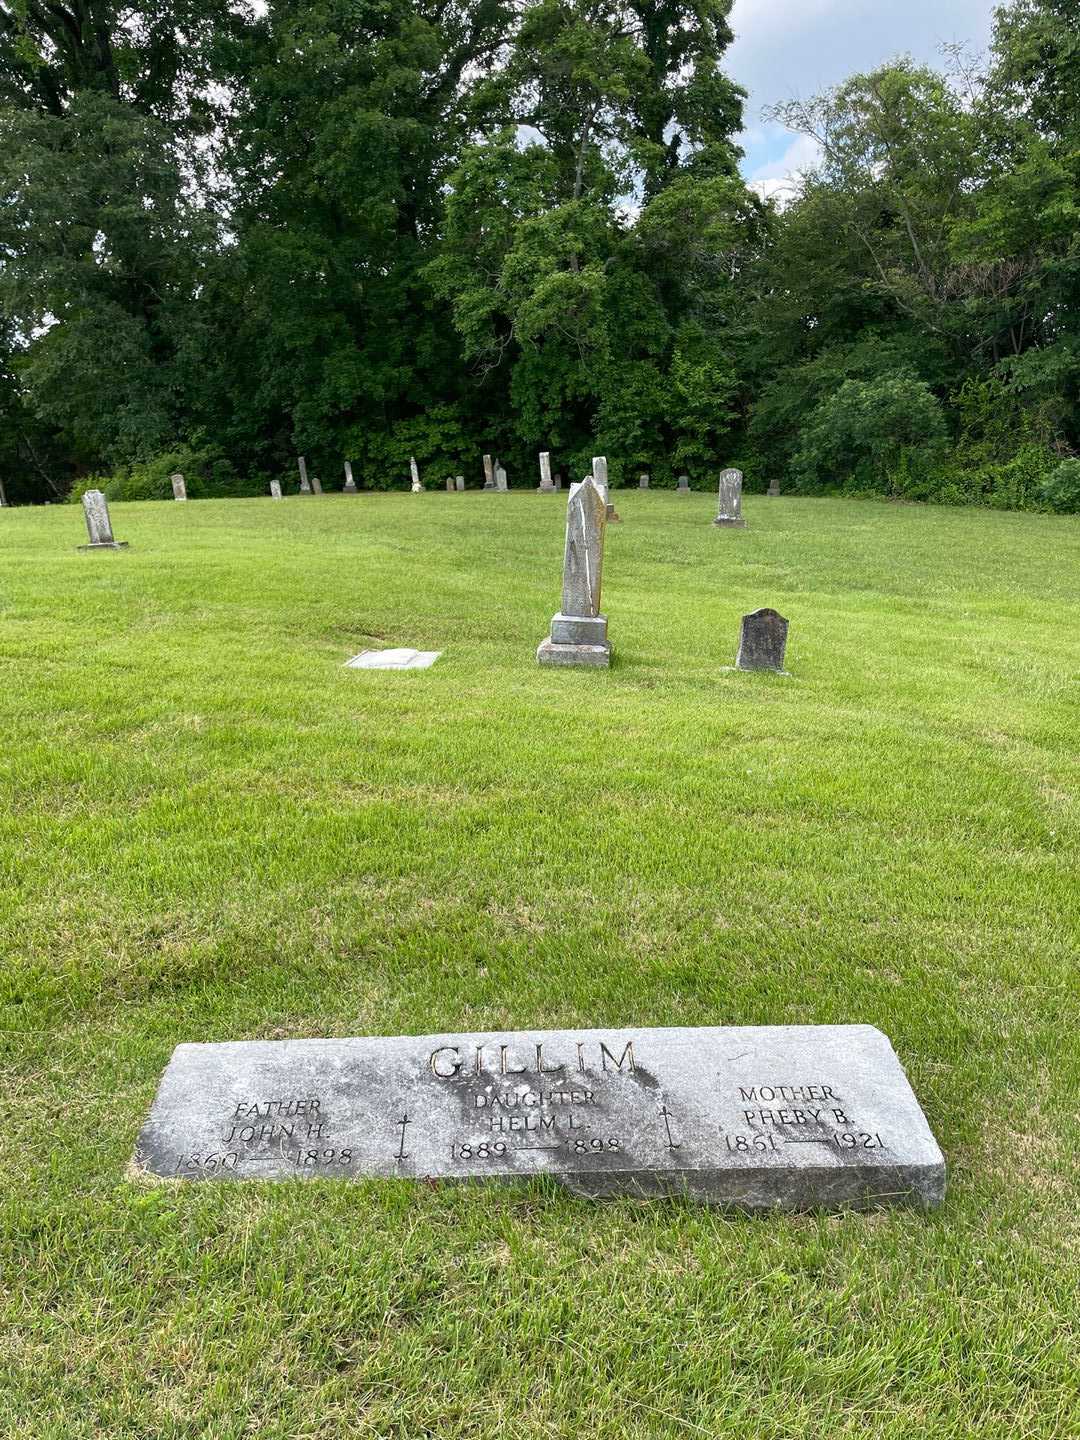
[[793, 375, 948, 494], [1040, 458, 1080, 513]]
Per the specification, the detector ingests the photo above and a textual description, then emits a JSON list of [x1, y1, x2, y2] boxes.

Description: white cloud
[[726, 0, 997, 178]]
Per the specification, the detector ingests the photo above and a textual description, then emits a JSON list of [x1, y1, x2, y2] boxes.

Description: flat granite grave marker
[[537, 475, 610, 668], [345, 648, 441, 671], [78, 490, 127, 550], [736, 608, 789, 672], [714, 468, 745, 527], [132, 1024, 945, 1211], [170, 472, 187, 501]]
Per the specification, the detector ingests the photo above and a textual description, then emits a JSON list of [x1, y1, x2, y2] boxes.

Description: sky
[[726, 0, 999, 199]]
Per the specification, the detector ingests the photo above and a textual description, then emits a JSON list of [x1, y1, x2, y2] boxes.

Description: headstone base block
[[713, 516, 746, 527], [537, 638, 610, 668], [78, 541, 129, 551]]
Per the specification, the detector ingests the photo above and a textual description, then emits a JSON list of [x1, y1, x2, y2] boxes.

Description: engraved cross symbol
[[395, 1111, 411, 1162], [659, 1104, 681, 1151]]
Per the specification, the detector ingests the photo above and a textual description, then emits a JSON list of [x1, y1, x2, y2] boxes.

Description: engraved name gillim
[[429, 1039, 637, 1078]]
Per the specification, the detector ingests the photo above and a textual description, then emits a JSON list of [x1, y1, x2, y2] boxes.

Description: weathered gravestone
[[495, 462, 508, 492], [310, 475, 324, 495], [768, 477, 781, 497], [639, 472, 649, 489], [343, 462, 357, 493], [537, 476, 610, 668], [78, 490, 127, 550], [410, 457, 423, 493], [592, 455, 621, 524], [714, 468, 745, 527], [539, 452, 555, 492], [132, 1024, 945, 1211], [269, 479, 283, 500], [455, 475, 465, 492], [446, 477, 455, 492], [677, 474, 690, 494], [297, 456, 312, 494], [554, 473, 563, 491], [736, 608, 789, 673], [170, 473, 187, 502], [482, 454, 495, 490]]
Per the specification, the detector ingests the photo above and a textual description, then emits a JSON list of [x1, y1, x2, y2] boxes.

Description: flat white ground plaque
[[132, 1025, 945, 1211], [345, 648, 441, 670]]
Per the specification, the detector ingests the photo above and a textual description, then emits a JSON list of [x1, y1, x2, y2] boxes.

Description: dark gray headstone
[[767, 477, 780, 497], [78, 490, 127, 550], [132, 1024, 944, 1212], [298, 456, 311, 493], [736, 608, 789, 673], [677, 474, 690, 493]]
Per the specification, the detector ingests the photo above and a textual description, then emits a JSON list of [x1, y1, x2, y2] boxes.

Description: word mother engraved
[[132, 1025, 945, 1211]]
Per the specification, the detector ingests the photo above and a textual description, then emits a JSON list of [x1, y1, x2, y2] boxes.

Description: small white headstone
[[539, 452, 554, 491], [171, 472, 187, 501], [345, 648, 442, 671], [269, 479, 283, 500], [410, 457, 422, 493]]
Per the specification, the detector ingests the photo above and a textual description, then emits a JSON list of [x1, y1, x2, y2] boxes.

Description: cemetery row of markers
[[79, 459, 946, 1211], [78, 457, 789, 674]]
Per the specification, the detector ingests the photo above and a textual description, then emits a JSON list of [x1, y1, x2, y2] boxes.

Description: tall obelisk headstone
[[537, 476, 610, 668], [170, 473, 187, 501], [298, 456, 312, 494], [482, 454, 495, 490], [410, 457, 422, 493], [713, 468, 745, 527], [78, 490, 128, 550], [539, 452, 555, 492], [343, 462, 357, 493]]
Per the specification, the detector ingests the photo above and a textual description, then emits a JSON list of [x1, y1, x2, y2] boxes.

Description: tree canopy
[[1, 0, 1078, 507]]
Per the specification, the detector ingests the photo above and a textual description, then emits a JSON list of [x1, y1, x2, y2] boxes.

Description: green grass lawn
[[1, 490, 1078, 1439]]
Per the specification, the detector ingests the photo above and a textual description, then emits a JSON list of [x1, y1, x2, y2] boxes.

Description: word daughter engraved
[[133, 1025, 945, 1211]]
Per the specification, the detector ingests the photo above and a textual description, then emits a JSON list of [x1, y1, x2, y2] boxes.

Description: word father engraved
[[133, 1025, 946, 1212]]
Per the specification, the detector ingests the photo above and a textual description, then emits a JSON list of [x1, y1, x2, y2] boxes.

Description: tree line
[[1, 0, 1078, 511]]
